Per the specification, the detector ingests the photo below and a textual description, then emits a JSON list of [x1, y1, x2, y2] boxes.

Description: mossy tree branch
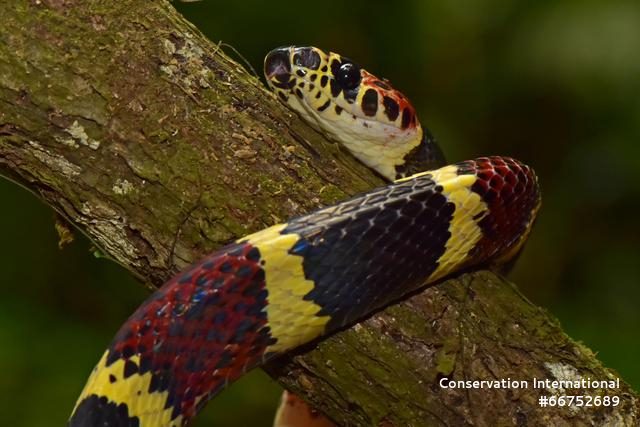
[[0, 1, 637, 425]]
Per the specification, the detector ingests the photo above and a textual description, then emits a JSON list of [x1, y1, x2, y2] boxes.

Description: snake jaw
[[265, 46, 427, 180]]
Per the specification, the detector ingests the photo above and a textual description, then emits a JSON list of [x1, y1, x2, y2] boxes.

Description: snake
[[69, 46, 541, 427]]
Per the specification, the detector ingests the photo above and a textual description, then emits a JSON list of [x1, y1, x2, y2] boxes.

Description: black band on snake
[[69, 46, 541, 427]]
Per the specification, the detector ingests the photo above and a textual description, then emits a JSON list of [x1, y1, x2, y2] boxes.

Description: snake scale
[[69, 46, 541, 426]]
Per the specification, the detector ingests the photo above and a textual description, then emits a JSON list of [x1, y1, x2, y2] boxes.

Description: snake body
[[69, 46, 541, 427]]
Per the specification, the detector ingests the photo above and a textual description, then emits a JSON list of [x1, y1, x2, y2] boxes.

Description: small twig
[[160, 76, 202, 106], [219, 41, 259, 78]]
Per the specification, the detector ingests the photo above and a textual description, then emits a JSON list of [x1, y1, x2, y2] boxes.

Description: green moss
[[435, 338, 459, 376]]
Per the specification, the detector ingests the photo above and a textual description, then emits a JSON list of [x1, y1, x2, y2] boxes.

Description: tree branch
[[1, 1, 637, 425]]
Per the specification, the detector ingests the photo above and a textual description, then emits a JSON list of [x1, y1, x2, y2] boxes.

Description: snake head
[[265, 46, 437, 180]]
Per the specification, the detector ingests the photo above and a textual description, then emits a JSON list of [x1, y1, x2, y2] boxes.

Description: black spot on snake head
[[292, 47, 321, 70], [373, 79, 392, 90], [264, 47, 292, 84], [362, 89, 378, 117], [401, 108, 413, 129], [383, 96, 399, 121], [330, 78, 341, 98]]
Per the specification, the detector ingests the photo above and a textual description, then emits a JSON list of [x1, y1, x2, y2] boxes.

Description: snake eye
[[334, 62, 361, 91]]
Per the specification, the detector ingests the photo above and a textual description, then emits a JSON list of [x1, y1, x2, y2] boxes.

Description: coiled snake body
[[69, 46, 541, 426]]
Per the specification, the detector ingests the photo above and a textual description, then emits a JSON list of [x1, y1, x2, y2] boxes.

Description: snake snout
[[265, 47, 292, 83]]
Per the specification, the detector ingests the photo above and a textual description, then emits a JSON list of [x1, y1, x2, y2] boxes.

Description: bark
[[0, 1, 637, 426]]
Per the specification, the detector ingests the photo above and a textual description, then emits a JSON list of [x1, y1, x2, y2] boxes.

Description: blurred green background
[[1, 0, 639, 425]]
